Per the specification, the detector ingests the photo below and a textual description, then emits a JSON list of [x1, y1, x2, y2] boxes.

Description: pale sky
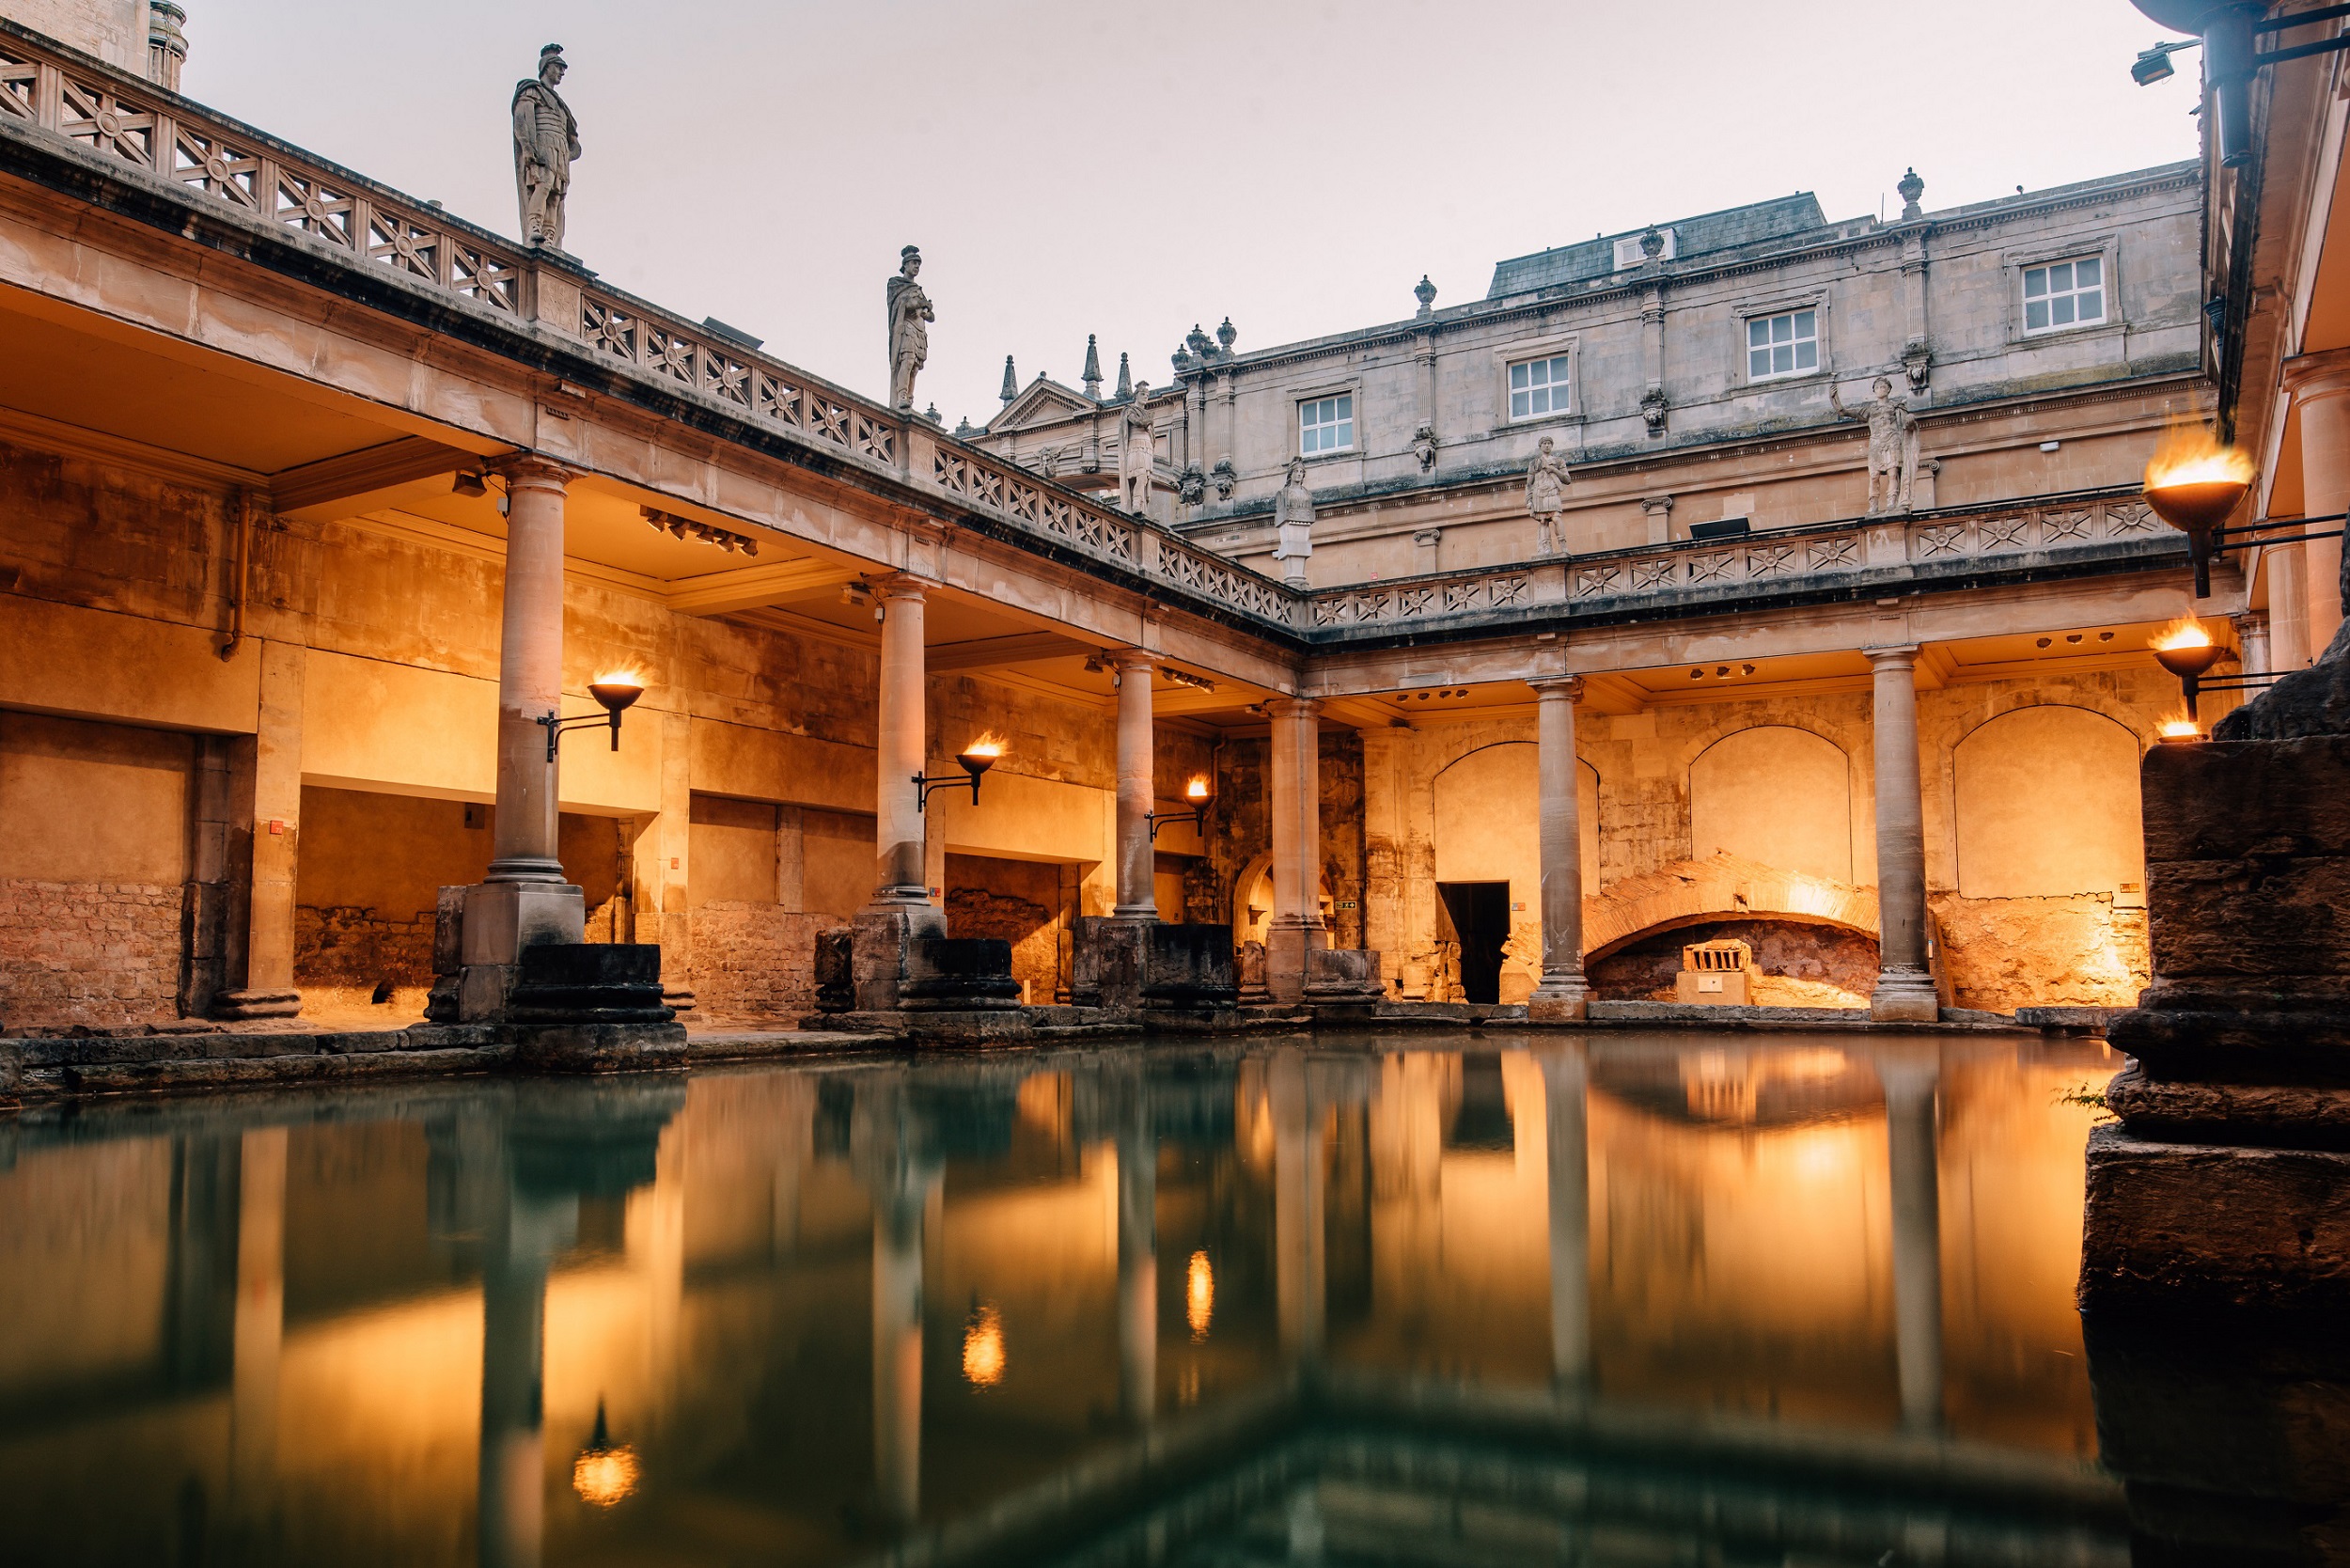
[[175, 0, 2201, 427]]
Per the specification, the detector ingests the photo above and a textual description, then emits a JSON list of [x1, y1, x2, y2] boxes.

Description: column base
[[460, 880, 586, 964], [1870, 970, 1941, 1023], [212, 988, 302, 1020], [1528, 975, 1591, 1023], [851, 906, 948, 1011], [1263, 918, 1329, 1005]]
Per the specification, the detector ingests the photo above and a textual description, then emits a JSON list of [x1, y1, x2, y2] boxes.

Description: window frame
[[1295, 387, 1357, 459], [2002, 234, 2123, 345], [1731, 290, 1833, 390], [1505, 350, 1574, 422], [1488, 332, 1584, 435], [1744, 306, 1823, 383]]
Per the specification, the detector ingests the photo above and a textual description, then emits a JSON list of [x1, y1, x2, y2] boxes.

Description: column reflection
[[1879, 1044, 1945, 1434], [1541, 1043, 1591, 1393]]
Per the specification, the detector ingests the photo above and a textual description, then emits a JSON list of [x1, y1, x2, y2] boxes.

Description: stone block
[[2081, 1124, 2350, 1314], [459, 881, 586, 966], [813, 927, 854, 1011], [851, 906, 945, 1012], [901, 936, 1021, 1011], [502, 944, 675, 1026], [509, 1022, 688, 1074], [1304, 949, 1384, 1017], [1143, 923, 1238, 1011], [1072, 917, 1146, 1011]]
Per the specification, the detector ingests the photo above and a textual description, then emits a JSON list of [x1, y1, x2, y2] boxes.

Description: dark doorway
[[1437, 881, 1511, 1004]]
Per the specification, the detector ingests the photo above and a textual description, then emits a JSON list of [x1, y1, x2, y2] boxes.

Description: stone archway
[[1231, 853, 1331, 949], [1583, 852, 1881, 1008]]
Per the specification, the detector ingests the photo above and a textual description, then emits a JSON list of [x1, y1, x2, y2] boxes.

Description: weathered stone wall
[[0, 879, 183, 1031], [1588, 917, 1878, 1007], [686, 906, 828, 1020], [0, 0, 150, 71], [945, 853, 1062, 1004]]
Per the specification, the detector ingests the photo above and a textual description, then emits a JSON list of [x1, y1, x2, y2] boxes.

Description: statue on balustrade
[[886, 246, 933, 411], [1120, 384, 1155, 512], [511, 44, 580, 251], [1525, 434, 1573, 557], [1273, 457, 1316, 587], [1830, 375, 1923, 514]]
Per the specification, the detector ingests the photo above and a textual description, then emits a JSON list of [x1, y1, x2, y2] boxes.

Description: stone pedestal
[[1142, 923, 1238, 1011], [900, 935, 1029, 1045], [457, 881, 588, 1023], [850, 905, 947, 1013], [2081, 656, 2350, 1556], [1072, 916, 1147, 1012], [1304, 948, 1384, 1017]]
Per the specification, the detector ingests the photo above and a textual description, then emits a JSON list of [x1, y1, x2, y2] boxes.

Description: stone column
[[1112, 651, 1156, 920], [1866, 645, 1938, 1022], [2239, 610, 2273, 678], [1879, 1045, 1945, 1432], [1264, 698, 1326, 1003], [2269, 544, 2311, 672], [461, 459, 584, 1016], [2285, 349, 2350, 656], [1118, 1108, 1158, 1424], [872, 574, 930, 904], [230, 1126, 288, 1506], [1528, 677, 1590, 1022], [1541, 1043, 1591, 1391], [1271, 1052, 1324, 1360], [216, 641, 305, 1018], [871, 1162, 930, 1527], [479, 1182, 574, 1568]]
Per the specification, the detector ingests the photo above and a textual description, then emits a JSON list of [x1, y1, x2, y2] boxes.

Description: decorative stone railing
[[1306, 490, 2176, 635], [0, 22, 1299, 633]]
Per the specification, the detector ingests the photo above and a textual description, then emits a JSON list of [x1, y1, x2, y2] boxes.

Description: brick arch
[[1583, 852, 1879, 962], [1667, 709, 1863, 784]]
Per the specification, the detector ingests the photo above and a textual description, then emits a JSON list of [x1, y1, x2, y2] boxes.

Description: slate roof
[[1487, 193, 1828, 299]]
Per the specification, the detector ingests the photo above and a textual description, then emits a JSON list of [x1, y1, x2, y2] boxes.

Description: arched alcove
[[1430, 743, 1600, 1003], [1953, 706, 2144, 897], [1689, 727, 1853, 885]]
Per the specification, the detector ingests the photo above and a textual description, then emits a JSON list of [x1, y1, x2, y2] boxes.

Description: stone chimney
[[146, 2, 187, 90]]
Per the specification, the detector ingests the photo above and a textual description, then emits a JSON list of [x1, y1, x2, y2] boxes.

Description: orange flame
[[962, 1304, 1005, 1387], [2145, 420, 2255, 492], [962, 731, 1007, 759], [572, 1444, 640, 1507], [2150, 617, 2214, 652], [2159, 714, 2202, 740], [1185, 776, 1210, 800], [592, 669, 645, 689], [1186, 1250, 1214, 1341]]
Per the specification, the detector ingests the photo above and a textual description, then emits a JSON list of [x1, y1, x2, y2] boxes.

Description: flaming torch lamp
[[2139, 426, 2337, 599], [540, 673, 645, 760], [1149, 776, 1214, 841], [916, 737, 1001, 811]]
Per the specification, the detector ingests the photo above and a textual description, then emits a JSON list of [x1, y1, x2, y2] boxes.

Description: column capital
[[1109, 647, 1156, 673], [1863, 643, 1922, 668], [873, 572, 932, 603], [1528, 675, 1586, 701], [1263, 695, 1323, 720], [2282, 345, 2350, 400], [492, 453, 578, 492]]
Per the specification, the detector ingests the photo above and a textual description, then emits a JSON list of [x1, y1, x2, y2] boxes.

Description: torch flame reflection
[[962, 1303, 1006, 1387], [1186, 1250, 1214, 1341]]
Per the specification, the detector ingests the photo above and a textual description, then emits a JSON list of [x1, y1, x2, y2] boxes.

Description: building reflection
[[0, 1033, 2117, 1564]]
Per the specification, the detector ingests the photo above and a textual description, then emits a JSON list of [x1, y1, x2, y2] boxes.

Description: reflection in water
[[0, 1032, 2130, 1565]]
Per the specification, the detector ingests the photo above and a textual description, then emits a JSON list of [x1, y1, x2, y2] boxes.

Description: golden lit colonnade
[[0, 1037, 2115, 1559], [0, 17, 2236, 1034]]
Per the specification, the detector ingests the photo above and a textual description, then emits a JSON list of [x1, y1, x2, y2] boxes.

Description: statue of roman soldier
[[512, 44, 580, 251]]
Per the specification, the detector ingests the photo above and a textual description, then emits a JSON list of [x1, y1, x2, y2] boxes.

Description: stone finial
[[1638, 225, 1667, 261], [1898, 166, 1925, 222], [1185, 322, 1214, 360], [1082, 334, 1103, 400], [1414, 274, 1437, 317], [923, 402, 942, 427], [147, 1, 188, 91], [511, 42, 582, 251], [954, 414, 974, 437], [998, 354, 1017, 405], [1115, 351, 1133, 400], [1216, 317, 1237, 355]]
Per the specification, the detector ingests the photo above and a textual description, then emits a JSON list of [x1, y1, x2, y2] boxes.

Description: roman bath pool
[[0, 1031, 2127, 1565]]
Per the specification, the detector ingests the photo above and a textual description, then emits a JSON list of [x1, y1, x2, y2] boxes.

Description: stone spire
[[1082, 334, 1103, 401], [1115, 351, 1133, 401], [998, 354, 1017, 405]]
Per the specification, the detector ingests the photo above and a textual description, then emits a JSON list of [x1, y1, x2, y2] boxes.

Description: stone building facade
[[0, 6, 2240, 1032]]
